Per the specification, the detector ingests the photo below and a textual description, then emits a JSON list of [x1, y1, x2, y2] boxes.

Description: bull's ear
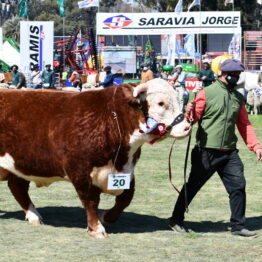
[[122, 84, 141, 107], [133, 83, 148, 98]]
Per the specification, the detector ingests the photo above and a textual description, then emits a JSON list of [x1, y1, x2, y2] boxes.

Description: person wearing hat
[[198, 60, 215, 87], [172, 64, 188, 112], [141, 62, 154, 83], [10, 65, 24, 89], [169, 59, 262, 237], [99, 66, 114, 88], [31, 65, 43, 89]]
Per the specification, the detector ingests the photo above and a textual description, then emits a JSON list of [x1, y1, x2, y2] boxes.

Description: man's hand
[[202, 76, 207, 80], [186, 102, 195, 122], [255, 148, 262, 161]]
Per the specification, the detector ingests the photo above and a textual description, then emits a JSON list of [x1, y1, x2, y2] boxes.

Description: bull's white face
[[136, 78, 191, 139]]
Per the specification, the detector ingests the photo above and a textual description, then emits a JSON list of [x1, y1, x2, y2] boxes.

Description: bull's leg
[[100, 179, 135, 223], [7, 173, 43, 225], [72, 179, 107, 238]]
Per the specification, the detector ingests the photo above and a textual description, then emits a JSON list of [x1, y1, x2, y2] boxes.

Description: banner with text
[[97, 11, 241, 35], [20, 21, 54, 73]]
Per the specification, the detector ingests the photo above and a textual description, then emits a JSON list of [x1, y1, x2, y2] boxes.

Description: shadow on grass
[[0, 207, 262, 233]]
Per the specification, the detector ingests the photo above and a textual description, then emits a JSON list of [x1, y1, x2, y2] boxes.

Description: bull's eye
[[158, 102, 164, 107]]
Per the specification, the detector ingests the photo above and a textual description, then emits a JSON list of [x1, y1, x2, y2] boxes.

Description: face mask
[[143, 67, 148, 71], [226, 74, 239, 86]]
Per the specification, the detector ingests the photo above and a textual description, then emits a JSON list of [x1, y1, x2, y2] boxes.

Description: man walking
[[169, 59, 262, 237]]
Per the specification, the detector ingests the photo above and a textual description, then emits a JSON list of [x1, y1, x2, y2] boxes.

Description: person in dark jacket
[[99, 66, 114, 88], [169, 59, 262, 237], [10, 65, 24, 89], [42, 64, 55, 89], [198, 60, 215, 87]]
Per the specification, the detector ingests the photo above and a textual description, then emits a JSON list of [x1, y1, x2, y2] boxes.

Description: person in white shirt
[[172, 65, 188, 112], [31, 65, 43, 89]]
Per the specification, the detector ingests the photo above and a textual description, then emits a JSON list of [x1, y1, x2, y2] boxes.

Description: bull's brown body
[[0, 79, 190, 238], [0, 85, 143, 237]]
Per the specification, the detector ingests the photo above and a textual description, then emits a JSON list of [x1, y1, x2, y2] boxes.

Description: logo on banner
[[41, 31, 45, 40], [103, 15, 133, 29]]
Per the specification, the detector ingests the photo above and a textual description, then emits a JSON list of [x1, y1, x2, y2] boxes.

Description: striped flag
[[225, 0, 234, 6], [188, 0, 201, 11], [174, 0, 183, 15], [78, 0, 99, 9]]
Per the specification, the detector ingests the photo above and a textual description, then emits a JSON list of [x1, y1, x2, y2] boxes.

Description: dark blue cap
[[220, 59, 245, 72]]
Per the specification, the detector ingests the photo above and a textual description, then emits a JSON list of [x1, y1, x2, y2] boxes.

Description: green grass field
[[0, 116, 261, 262]]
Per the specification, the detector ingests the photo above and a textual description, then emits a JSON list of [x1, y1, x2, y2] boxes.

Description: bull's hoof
[[89, 230, 108, 239], [88, 222, 108, 238], [25, 205, 43, 226], [26, 218, 44, 226]]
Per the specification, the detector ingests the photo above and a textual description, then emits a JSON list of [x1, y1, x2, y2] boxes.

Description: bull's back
[[0, 90, 75, 179]]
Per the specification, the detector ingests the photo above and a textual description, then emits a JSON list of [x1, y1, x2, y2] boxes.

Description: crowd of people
[[0, 64, 56, 90]]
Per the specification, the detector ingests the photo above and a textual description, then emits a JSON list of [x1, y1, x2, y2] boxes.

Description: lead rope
[[184, 132, 191, 213], [168, 130, 191, 212], [111, 86, 122, 172], [168, 139, 180, 194]]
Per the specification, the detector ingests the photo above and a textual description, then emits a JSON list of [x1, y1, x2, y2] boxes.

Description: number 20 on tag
[[108, 174, 131, 190]]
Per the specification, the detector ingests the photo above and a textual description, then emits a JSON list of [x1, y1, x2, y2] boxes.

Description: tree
[[2, 16, 22, 41]]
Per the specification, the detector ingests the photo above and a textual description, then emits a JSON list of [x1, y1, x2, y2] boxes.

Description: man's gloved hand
[[186, 102, 195, 122], [255, 148, 262, 161]]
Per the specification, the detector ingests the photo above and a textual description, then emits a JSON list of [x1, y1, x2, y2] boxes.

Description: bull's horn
[[133, 83, 148, 97]]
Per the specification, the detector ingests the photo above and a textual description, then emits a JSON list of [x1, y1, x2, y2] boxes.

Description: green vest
[[196, 80, 245, 150]]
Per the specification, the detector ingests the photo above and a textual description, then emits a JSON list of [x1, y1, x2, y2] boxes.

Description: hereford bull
[[0, 78, 191, 238]]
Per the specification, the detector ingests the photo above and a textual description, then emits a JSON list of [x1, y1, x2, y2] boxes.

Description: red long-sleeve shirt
[[187, 90, 261, 152]]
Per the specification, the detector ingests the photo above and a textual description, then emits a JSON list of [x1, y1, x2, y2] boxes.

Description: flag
[[228, 33, 241, 60], [188, 0, 201, 11], [184, 34, 196, 57], [18, 0, 28, 17], [57, 0, 64, 16], [166, 34, 179, 66], [225, 0, 234, 6], [144, 39, 153, 63], [78, 0, 99, 9], [174, 0, 183, 15]]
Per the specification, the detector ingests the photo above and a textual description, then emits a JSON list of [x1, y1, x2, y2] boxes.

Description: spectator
[[0, 65, 7, 88], [160, 65, 174, 81], [42, 64, 55, 89], [198, 60, 215, 87], [99, 66, 114, 88], [31, 65, 43, 89], [141, 63, 154, 83], [69, 70, 81, 90], [172, 65, 188, 112], [10, 65, 24, 89]]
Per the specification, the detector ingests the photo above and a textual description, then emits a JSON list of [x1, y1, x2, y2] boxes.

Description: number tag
[[107, 174, 131, 190]]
